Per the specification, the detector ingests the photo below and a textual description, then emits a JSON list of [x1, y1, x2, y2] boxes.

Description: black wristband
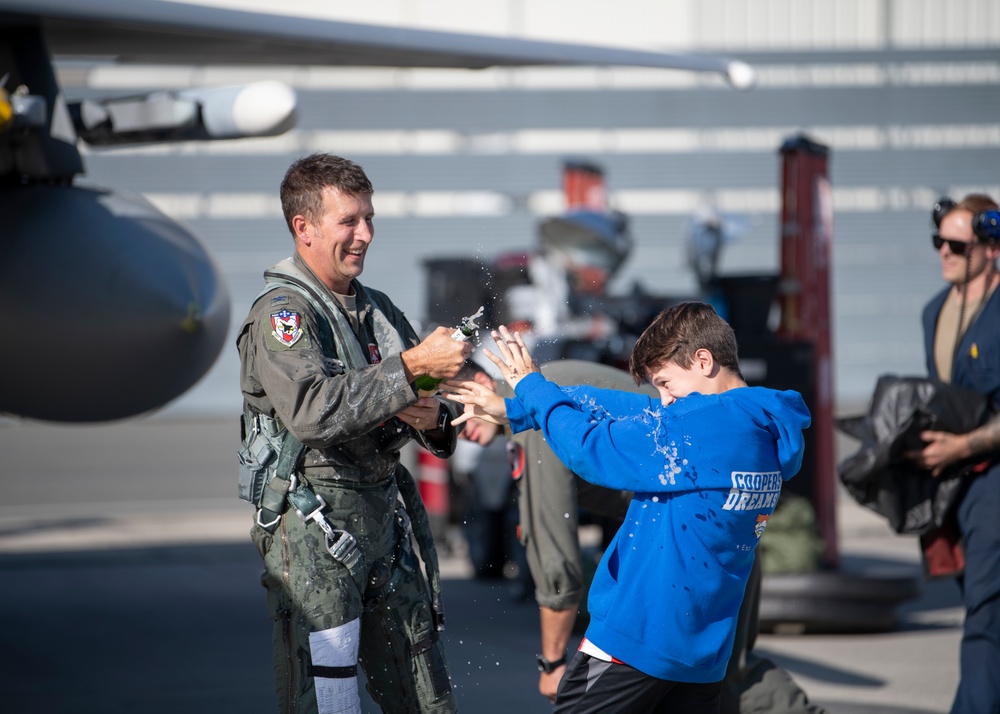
[[426, 406, 449, 434], [536, 653, 567, 674]]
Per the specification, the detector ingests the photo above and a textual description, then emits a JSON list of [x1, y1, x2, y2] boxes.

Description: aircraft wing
[[0, 0, 755, 423], [0, 0, 753, 87]]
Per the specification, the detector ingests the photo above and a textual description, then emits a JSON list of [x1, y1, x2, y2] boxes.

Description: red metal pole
[[776, 134, 839, 569], [562, 160, 606, 212]]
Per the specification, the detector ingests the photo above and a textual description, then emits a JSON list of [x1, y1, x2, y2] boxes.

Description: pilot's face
[[298, 186, 374, 294]]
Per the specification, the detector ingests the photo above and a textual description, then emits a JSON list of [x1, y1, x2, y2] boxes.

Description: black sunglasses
[[932, 234, 974, 256]]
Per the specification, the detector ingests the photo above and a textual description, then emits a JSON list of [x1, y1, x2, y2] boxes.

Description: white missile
[[725, 61, 756, 90], [179, 80, 298, 139], [70, 80, 298, 146]]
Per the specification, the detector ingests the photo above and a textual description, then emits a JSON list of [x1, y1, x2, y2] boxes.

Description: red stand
[[776, 134, 839, 569], [562, 161, 607, 212]]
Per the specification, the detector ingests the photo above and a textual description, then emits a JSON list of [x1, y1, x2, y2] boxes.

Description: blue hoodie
[[505, 373, 810, 684]]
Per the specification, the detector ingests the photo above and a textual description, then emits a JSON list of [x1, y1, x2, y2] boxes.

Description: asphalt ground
[[0, 416, 963, 713]]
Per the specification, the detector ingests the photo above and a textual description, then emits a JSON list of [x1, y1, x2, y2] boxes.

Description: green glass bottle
[[414, 306, 484, 395]]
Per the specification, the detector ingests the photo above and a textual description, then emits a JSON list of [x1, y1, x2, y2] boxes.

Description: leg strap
[[308, 664, 358, 679]]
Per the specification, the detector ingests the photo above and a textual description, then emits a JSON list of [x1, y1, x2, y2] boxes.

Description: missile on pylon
[[69, 80, 297, 146]]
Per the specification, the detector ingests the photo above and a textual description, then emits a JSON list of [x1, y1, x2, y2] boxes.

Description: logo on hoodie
[[754, 514, 771, 539], [721, 471, 782, 512]]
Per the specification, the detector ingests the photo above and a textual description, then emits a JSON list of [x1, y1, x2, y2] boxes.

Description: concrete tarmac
[[0, 416, 963, 713]]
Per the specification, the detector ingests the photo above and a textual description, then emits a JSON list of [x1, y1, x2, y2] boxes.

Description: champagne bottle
[[414, 306, 484, 395]]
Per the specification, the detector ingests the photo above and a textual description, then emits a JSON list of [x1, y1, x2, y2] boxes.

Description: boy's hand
[[482, 325, 539, 390], [439, 379, 509, 427]]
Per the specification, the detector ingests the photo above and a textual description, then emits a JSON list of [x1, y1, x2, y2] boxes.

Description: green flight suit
[[237, 255, 457, 714]]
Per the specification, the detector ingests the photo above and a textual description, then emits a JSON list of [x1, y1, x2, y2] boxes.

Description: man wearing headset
[[916, 194, 1000, 714]]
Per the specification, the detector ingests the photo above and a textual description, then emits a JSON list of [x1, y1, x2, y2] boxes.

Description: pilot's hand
[[396, 397, 441, 432], [402, 326, 472, 382]]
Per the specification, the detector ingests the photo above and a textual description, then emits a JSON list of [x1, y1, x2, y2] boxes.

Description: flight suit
[[237, 255, 457, 714]]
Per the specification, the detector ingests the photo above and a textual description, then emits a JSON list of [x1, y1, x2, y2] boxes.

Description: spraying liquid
[[413, 306, 485, 395]]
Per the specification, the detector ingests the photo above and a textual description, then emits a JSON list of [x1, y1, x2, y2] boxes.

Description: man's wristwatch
[[536, 653, 567, 674], [427, 405, 450, 434]]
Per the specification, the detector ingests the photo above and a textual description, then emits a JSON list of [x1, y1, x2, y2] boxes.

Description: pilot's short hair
[[280, 153, 374, 236], [629, 301, 742, 383]]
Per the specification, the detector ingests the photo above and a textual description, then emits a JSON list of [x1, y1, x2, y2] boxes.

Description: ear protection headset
[[933, 197, 1000, 245], [933, 197, 1000, 361]]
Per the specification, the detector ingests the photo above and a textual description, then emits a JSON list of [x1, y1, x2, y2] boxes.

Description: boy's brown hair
[[629, 301, 742, 384]]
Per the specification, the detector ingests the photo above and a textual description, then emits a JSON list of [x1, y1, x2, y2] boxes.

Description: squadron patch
[[270, 309, 304, 347]]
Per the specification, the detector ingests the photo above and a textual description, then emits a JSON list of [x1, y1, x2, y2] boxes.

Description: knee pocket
[[407, 601, 453, 705], [361, 580, 454, 711]]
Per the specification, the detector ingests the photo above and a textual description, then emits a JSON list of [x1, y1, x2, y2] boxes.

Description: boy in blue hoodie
[[443, 302, 811, 713]]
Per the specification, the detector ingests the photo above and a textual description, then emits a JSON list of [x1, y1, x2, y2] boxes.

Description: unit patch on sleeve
[[267, 309, 310, 350]]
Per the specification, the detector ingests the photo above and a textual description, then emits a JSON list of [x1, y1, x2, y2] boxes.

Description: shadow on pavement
[[0, 541, 955, 714], [0, 542, 550, 714]]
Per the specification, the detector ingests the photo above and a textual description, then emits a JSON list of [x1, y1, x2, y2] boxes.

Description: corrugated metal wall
[[61, 0, 1000, 414]]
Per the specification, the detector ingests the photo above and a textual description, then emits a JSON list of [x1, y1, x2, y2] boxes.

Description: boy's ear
[[692, 348, 715, 375]]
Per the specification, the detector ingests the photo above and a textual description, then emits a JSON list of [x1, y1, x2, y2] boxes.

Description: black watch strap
[[536, 653, 567, 674]]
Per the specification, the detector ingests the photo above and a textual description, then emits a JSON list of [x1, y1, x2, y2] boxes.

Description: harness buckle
[[256, 510, 282, 530], [288, 485, 363, 574], [326, 529, 362, 571]]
